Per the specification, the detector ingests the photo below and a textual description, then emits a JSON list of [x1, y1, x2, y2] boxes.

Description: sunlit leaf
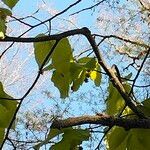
[[139, 98, 150, 116], [51, 128, 90, 150], [77, 57, 101, 87], [106, 83, 125, 115], [42, 64, 54, 72], [90, 63, 101, 86], [84, 58, 96, 69], [0, 82, 18, 128], [52, 38, 73, 73], [106, 82, 131, 115], [51, 71, 70, 98], [34, 128, 89, 150], [50, 38, 73, 98], [34, 129, 62, 150], [34, 34, 55, 68], [71, 70, 86, 91], [2, 0, 19, 9], [0, 32, 5, 39], [0, 8, 12, 35], [105, 126, 150, 150], [0, 20, 6, 34], [105, 127, 129, 150], [69, 62, 86, 91], [0, 128, 5, 144], [127, 129, 150, 150], [105, 99, 150, 150], [70, 62, 83, 79], [77, 57, 93, 64]]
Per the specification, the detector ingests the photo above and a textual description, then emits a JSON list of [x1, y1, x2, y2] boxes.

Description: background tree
[[0, 0, 150, 149]]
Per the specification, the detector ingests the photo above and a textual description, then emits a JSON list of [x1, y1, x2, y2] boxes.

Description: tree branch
[[0, 27, 146, 119], [70, 0, 106, 16], [51, 114, 150, 129], [82, 27, 147, 119], [129, 48, 150, 95], [0, 28, 85, 43], [0, 40, 60, 149], [94, 34, 150, 49]]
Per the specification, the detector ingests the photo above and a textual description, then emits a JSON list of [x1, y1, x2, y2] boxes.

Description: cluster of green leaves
[[105, 82, 150, 150], [34, 36, 101, 98], [34, 128, 90, 150], [0, 1, 150, 149], [0, 82, 18, 144], [33, 36, 101, 149]]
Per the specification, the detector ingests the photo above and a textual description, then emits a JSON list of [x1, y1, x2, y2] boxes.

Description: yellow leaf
[[0, 32, 4, 39], [90, 71, 97, 80]]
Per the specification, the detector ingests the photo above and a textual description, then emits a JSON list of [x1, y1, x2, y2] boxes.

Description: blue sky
[[1, 0, 150, 149], [1, 0, 105, 115], [12, 0, 97, 33]]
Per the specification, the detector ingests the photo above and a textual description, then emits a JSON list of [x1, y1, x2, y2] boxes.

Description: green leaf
[[106, 82, 131, 115], [34, 128, 90, 150], [47, 129, 62, 140], [0, 82, 18, 128], [77, 57, 96, 70], [71, 70, 86, 92], [105, 126, 150, 150], [34, 129, 62, 150], [0, 8, 12, 34], [138, 98, 150, 116], [76, 57, 102, 86], [84, 58, 96, 70], [78, 57, 101, 86], [34, 34, 55, 68], [90, 63, 101, 86], [50, 38, 73, 98], [2, 0, 19, 9], [69, 62, 86, 91], [105, 88, 149, 150], [0, 8, 12, 19], [0, 128, 5, 144], [51, 71, 70, 98], [51, 128, 90, 150], [52, 38, 73, 73], [105, 127, 129, 150], [34, 37, 73, 98], [0, 31, 5, 39], [0, 20, 6, 34], [70, 62, 83, 80], [127, 129, 150, 150], [77, 57, 93, 64], [106, 83, 125, 115]]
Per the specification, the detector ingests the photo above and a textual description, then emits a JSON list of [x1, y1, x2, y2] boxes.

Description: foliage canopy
[[0, 0, 150, 149]]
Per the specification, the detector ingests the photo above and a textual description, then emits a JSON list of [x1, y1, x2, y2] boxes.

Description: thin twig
[[0, 0, 81, 58], [70, 0, 106, 16], [10, 16, 33, 27], [94, 34, 150, 48], [0, 42, 14, 59], [0, 97, 21, 101], [0, 40, 60, 149], [129, 48, 150, 95]]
